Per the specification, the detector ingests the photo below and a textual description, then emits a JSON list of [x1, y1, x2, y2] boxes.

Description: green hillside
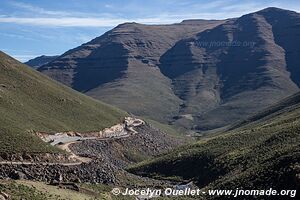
[[129, 93, 300, 196], [0, 51, 127, 153]]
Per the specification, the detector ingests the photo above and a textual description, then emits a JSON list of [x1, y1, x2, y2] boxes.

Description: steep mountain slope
[[160, 7, 300, 131], [39, 8, 300, 133], [25, 55, 59, 68], [259, 7, 300, 87], [0, 51, 126, 153], [38, 20, 224, 123], [129, 92, 300, 199]]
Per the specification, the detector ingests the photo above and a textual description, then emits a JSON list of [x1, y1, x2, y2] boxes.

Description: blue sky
[[0, 0, 299, 62]]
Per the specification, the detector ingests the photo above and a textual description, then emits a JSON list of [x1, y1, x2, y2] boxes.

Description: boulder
[[10, 170, 26, 180]]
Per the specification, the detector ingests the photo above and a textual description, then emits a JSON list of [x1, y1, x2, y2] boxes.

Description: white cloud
[[0, 17, 183, 27], [0, 10, 261, 27], [9, 1, 118, 18], [0, 17, 127, 27], [0, 8, 261, 28], [2, 1, 300, 28], [10, 1, 70, 16]]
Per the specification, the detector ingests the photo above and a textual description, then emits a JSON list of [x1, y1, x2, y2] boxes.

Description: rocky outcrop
[[70, 123, 186, 168], [0, 159, 117, 184], [0, 153, 73, 163]]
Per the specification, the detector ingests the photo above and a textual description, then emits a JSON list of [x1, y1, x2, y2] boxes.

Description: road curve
[[0, 117, 144, 166]]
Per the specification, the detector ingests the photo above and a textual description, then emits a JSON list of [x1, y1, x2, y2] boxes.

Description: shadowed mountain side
[[257, 8, 300, 87], [38, 40, 129, 92], [159, 8, 300, 131]]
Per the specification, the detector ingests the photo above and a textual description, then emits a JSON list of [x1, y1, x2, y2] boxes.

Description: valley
[[129, 92, 300, 199], [0, 4, 300, 200], [0, 51, 187, 199]]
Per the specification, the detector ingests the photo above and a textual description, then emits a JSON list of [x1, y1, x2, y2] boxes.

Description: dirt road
[[0, 117, 144, 166]]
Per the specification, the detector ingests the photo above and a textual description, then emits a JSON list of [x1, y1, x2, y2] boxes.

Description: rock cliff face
[[39, 8, 300, 132]]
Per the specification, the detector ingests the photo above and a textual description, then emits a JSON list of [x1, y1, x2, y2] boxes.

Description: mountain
[[0, 51, 190, 192], [129, 91, 300, 199], [38, 20, 224, 125], [39, 8, 300, 133], [25, 55, 59, 68], [0, 51, 126, 154], [160, 7, 300, 131]]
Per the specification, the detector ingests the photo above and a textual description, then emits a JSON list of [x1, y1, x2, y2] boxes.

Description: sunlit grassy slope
[[0, 51, 127, 153]]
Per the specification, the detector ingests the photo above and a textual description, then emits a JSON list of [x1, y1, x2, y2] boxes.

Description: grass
[[128, 92, 300, 194], [0, 51, 127, 154], [144, 118, 190, 139], [0, 180, 134, 200], [123, 149, 149, 163], [85, 61, 182, 124], [0, 181, 52, 200]]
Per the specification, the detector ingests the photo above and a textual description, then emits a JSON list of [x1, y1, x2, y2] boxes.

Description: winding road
[[0, 117, 144, 166]]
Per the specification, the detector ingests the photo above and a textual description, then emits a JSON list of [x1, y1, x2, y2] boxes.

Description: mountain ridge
[[25, 55, 59, 68], [39, 19, 224, 125], [38, 7, 300, 133]]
